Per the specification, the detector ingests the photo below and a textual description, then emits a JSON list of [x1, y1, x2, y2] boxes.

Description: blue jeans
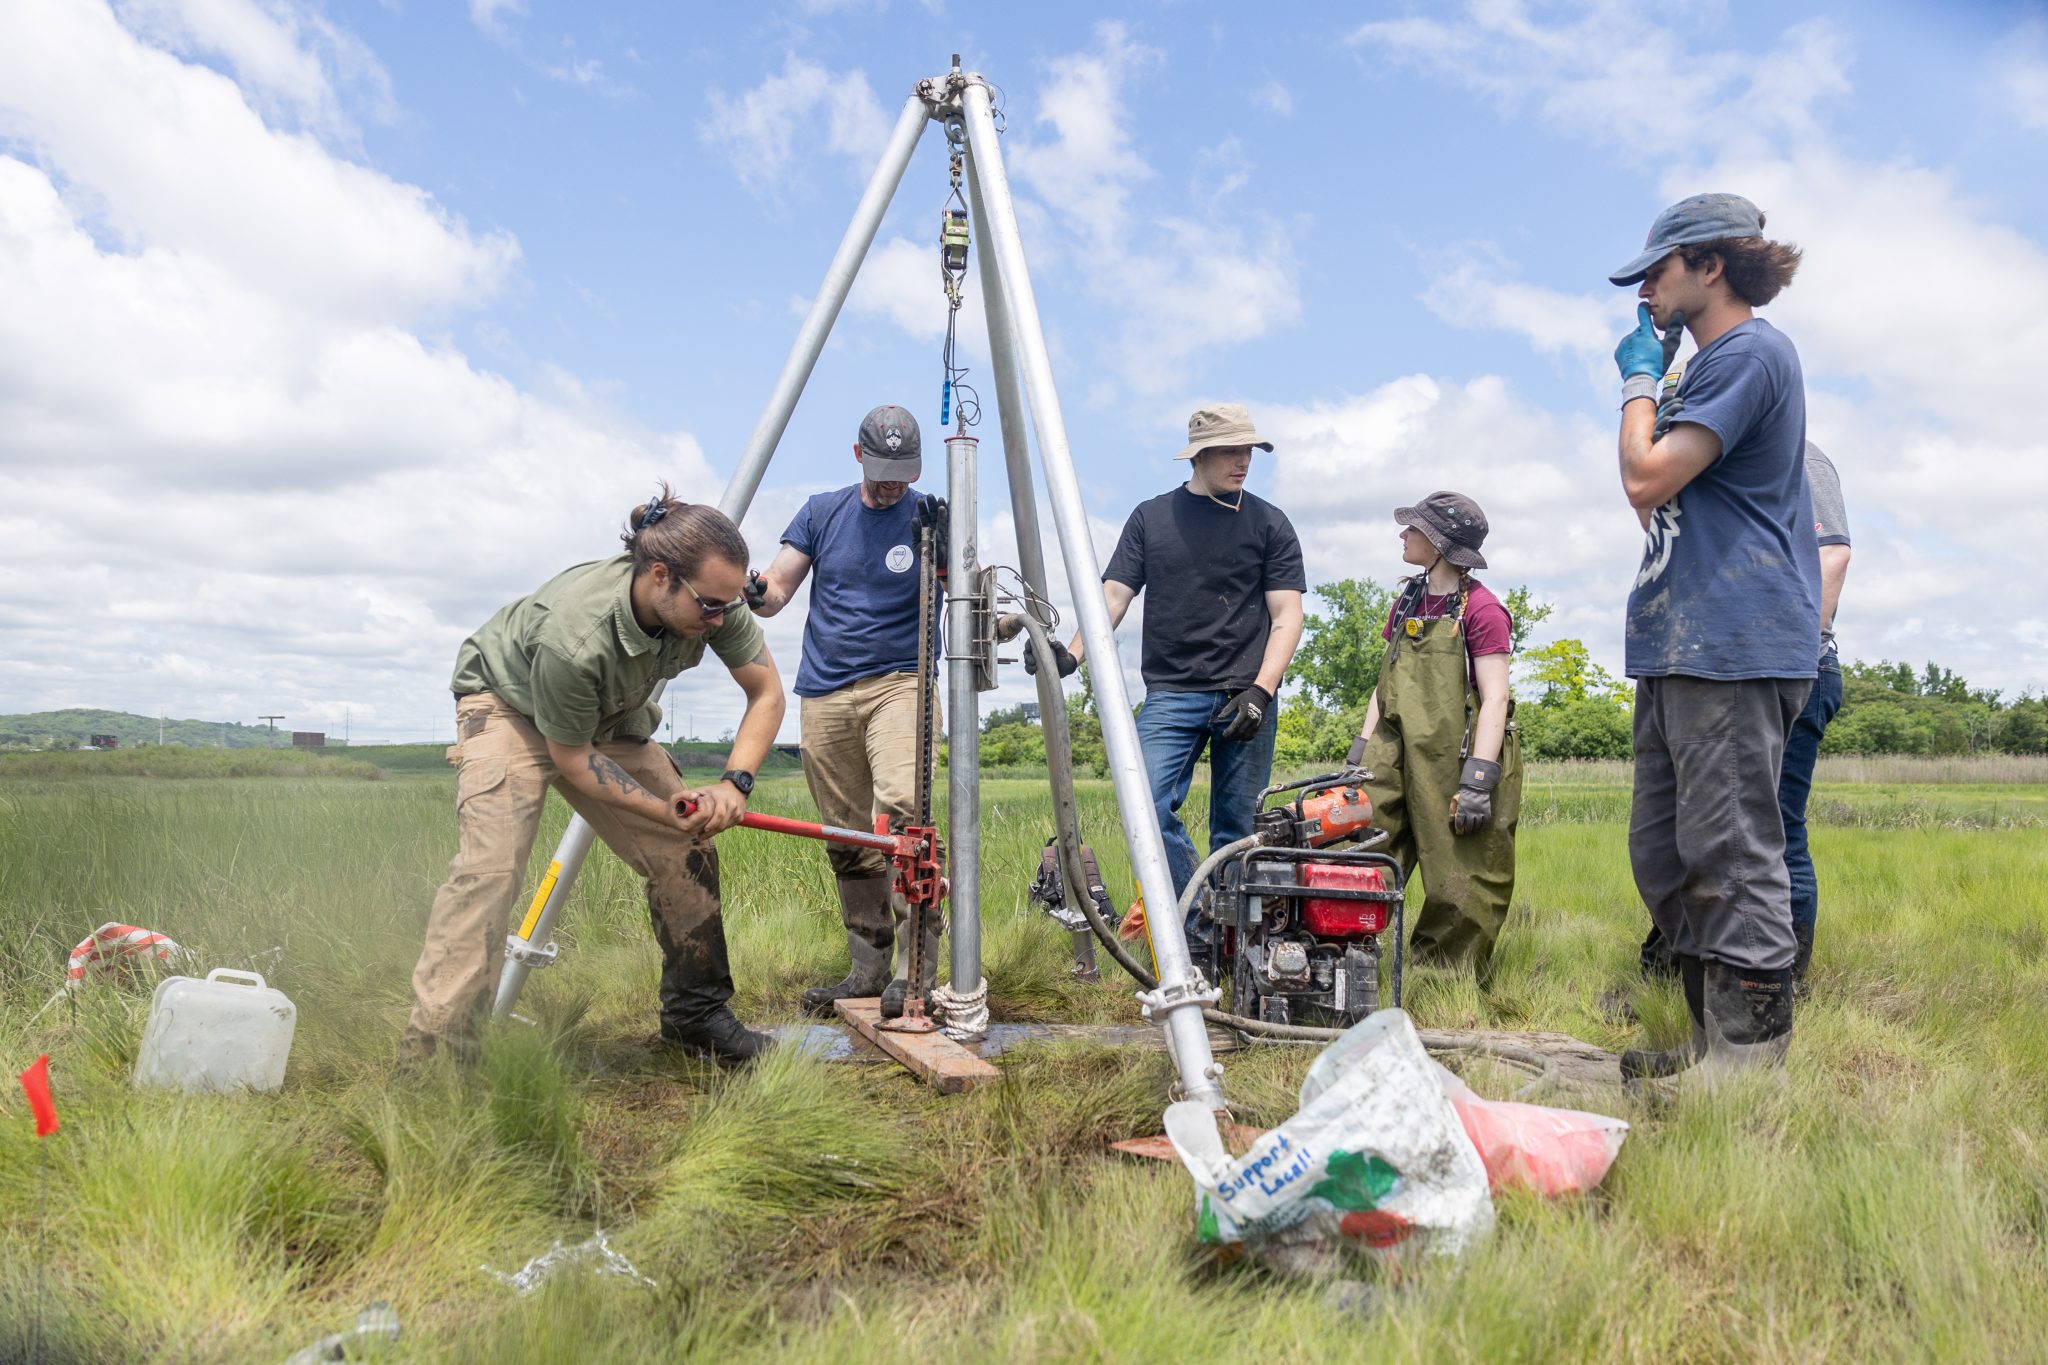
[[1778, 653, 1843, 935], [1133, 690, 1279, 927]]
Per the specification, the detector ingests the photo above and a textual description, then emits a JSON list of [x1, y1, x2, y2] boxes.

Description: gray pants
[[1630, 675, 1812, 972]]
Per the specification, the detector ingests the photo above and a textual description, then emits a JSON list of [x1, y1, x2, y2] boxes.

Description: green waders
[[1357, 608, 1522, 979]]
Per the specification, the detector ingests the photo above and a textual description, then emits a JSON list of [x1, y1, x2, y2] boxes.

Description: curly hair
[[1677, 213, 1802, 307]]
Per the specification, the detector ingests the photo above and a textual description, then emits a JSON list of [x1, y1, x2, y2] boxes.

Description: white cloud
[[0, 0, 518, 323], [113, 0, 396, 140], [1005, 25, 1302, 397], [700, 55, 892, 194], [0, 1, 763, 743], [468, 0, 523, 43], [1998, 22, 2048, 133], [1353, 1, 2048, 693], [1353, 8, 1851, 166], [1252, 79, 1292, 116]]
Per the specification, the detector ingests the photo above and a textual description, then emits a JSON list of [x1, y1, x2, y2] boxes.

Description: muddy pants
[[405, 691, 731, 1047], [1358, 613, 1521, 978], [1629, 675, 1809, 973], [798, 671, 927, 954]]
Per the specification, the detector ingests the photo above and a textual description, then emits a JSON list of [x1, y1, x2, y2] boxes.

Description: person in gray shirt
[[1779, 443, 1851, 989]]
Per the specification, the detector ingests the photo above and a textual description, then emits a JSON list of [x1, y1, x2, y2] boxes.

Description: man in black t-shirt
[[1039, 404, 1306, 922]]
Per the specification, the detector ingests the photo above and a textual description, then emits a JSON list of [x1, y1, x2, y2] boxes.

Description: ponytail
[[621, 482, 748, 579]]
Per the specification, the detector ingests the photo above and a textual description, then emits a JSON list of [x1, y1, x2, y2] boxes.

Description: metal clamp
[[504, 936, 559, 969], [1136, 973, 1222, 1022]]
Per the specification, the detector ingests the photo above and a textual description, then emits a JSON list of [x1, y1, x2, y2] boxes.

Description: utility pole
[[158, 711, 165, 745], [260, 715, 283, 733]]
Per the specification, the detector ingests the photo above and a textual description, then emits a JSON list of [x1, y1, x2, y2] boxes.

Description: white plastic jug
[[132, 968, 297, 1094]]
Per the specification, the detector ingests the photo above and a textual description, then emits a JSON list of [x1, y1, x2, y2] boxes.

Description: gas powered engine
[[1202, 773, 1404, 1029]]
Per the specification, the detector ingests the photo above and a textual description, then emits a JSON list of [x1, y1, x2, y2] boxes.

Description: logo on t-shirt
[[1635, 499, 1683, 590], [885, 544, 914, 573]]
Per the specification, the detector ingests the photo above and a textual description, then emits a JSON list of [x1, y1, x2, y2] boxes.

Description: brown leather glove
[[1448, 757, 1502, 835]]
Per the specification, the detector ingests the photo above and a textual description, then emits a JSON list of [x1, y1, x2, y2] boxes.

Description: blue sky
[[2, 0, 2044, 743]]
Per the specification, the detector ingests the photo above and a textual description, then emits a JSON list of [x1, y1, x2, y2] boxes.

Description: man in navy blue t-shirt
[[1606, 193, 1822, 1084], [747, 404, 943, 1015]]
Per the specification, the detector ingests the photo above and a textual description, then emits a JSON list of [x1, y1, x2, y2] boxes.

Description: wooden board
[[833, 997, 1002, 1094]]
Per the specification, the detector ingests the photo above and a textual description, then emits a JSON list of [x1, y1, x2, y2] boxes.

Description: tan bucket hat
[[1174, 403, 1275, 461]]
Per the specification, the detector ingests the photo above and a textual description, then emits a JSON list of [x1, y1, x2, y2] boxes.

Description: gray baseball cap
[[857, 404, 922, 481], [1610, 193, 1764, 286]]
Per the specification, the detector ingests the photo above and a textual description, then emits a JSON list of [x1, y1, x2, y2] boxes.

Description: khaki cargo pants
[[799, 671, 925, 881], [405, 691, 731, 1048]]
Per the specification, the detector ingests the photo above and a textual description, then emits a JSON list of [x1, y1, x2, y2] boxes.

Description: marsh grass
[[2, 769, 2044, 1361]]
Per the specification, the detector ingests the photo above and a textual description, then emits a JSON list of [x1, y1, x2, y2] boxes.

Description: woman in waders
[[1345, 492, 1521, 980]]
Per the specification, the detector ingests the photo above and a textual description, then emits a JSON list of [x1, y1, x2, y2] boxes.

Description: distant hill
[[0, 710, 805, 770], [0, 709, 294, 751]]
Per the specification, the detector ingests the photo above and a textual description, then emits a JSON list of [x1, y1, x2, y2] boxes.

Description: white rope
[[933, 977, 989, 1042]]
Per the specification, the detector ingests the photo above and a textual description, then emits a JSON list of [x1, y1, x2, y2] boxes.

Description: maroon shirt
[[1381, 579, 1513, 685]]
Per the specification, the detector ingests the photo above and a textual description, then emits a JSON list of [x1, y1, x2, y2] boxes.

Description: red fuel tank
[[1299, 863, 1392, 937]]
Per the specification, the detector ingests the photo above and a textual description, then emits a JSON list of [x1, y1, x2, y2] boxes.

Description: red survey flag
[[19, 1054, 58, 1138]]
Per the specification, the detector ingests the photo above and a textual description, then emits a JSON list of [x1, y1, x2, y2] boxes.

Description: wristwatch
[[721, 768, 755, 798]]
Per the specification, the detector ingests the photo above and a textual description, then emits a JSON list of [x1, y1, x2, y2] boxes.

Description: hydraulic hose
[[1011, 607, 1558, 1097]]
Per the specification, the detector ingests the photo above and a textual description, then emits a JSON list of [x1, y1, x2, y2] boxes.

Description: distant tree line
[[971, 581, 2048, 768]]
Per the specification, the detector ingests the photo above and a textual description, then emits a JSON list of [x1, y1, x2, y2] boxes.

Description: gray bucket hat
[[1175, 403, 1275, 461], [1610, 193, 1764, 286], [1396, 491, 1490, 570], [858, 404, 922, 481]]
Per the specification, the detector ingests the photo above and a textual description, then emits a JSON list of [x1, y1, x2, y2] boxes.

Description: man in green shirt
[[402, 489, 787, 1065]]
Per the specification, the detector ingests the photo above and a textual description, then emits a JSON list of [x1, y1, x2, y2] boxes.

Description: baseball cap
[[858, 404, 922, 481], [1610, 193, 1764, 286]]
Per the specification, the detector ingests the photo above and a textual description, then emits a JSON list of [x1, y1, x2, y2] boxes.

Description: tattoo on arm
[[585, 752, 645, 799], [747, 647, 771, 667]]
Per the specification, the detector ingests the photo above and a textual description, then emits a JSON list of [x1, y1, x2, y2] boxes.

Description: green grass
[[2, 765, 2045, 1361]]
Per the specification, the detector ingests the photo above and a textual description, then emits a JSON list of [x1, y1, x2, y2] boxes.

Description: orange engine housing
[[1294, 784, 1376, 847]]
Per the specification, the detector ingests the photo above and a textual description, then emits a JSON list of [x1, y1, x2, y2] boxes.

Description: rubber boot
[[1791, 922, 1815, 999], [801, 875, 895, 1016], [660, 1006, 773, 1064], [880, 897, 944, 1020], [1619, 952, 1705, 1080], [1689, 958, 1793, 1081]]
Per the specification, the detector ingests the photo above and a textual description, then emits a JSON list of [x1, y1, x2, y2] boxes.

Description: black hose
[[1008, 622, 1559, 1096]]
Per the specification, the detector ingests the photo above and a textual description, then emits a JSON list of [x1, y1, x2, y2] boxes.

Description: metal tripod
[[491, 57, 1226, 1113]]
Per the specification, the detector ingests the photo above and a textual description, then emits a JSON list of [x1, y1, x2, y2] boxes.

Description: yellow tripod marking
[[516, 861, 563, 941]]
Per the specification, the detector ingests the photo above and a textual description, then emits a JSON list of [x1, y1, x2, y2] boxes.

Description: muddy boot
[[880, 899, 944, 1020], [1689, 958, 1793, 1081], [1620, 952, 1705, 1080], [660, 1006, 773, 1064], [1791, 922, 1816, 999], [802, 875, 895, 1016]]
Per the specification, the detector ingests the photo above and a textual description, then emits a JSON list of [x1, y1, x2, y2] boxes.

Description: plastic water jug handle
[[206, 968, 268, 989]]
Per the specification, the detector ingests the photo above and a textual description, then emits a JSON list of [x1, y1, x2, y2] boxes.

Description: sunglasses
[[678, 573, 747, 618]]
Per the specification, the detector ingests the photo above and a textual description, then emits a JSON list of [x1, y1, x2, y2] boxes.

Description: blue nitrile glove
[[1615, 304, 1665, 381]]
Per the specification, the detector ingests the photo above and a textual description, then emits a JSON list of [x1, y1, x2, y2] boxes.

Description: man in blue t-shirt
[[747, 405, 943, 1015], [1606, 193, 1822, 1083]]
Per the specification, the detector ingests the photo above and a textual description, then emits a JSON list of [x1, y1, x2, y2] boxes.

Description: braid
[[1455, 568, 1471, 636]]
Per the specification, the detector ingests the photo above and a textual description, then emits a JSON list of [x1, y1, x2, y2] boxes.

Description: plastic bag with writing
[[1164, 1010, 1493, 1266]]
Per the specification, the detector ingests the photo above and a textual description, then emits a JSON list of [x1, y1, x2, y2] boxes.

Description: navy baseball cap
[[857, 404, 921, 481], [1610, 193, 1764, 286]]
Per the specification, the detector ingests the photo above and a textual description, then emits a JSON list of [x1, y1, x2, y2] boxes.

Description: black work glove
[[1215, 685, 1272, 743], [1345, 734, 1369, 769], [1025, 639, 1080, 678], [916, 494, 949, 566], [743, 570, 768, 611], [1448, 757, 1503, 836]]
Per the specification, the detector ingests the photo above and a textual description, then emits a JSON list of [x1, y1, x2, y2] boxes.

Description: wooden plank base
[[833, 997, 1002, 1094]]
